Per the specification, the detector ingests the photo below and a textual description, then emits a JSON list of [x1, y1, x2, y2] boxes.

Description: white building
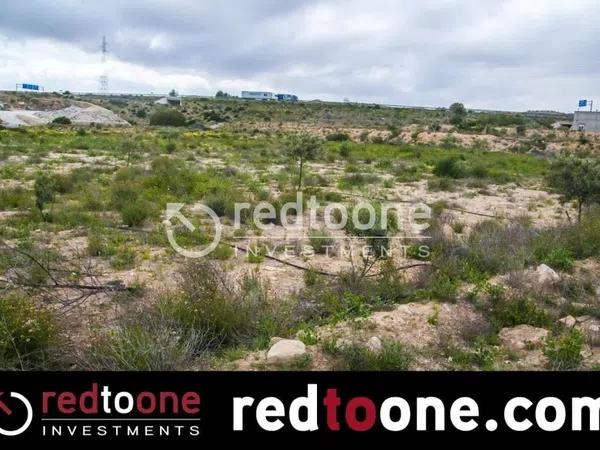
[[241, 91, 274, 100], [571, 111, 600, 132]]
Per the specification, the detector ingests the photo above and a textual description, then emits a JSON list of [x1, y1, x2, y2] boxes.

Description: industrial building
[[241, 91, 274, 100], [241, 91, 298, 101], [276, 93, 298, 102], [571, 111, 600, 132]]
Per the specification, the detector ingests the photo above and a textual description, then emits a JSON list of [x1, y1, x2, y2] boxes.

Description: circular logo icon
[[0, 392, 33, 436], [165, 203, 222, 258]]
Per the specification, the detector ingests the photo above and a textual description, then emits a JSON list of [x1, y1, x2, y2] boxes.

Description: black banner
[[0, 371, 596, 445]]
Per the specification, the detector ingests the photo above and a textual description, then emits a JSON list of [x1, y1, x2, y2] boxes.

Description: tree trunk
[[297, 158, 304, 191]]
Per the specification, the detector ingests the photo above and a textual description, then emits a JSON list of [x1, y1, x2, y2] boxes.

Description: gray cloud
[[0, 0, 598, 111]]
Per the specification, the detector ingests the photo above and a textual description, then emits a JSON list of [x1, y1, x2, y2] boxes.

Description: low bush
[[171, 262, 295, 348], [52, 116, 72, 125], [433, 157, 465, 179], [84, 312, 213, 370], [544, 328, 584, 370], [326, 132, 350, 142], [308, 229, 335, 254], [149, 108, 187, 127], [324, 340, 413, 371], [0, 187, 32, 209], [0, 293, 57, 369], [491, 296, 552, 329], [120, 200, 154, 227], [428, 177, 457, 192]]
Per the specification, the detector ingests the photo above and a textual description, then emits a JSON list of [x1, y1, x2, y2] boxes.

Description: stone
[[578, 318, 600, 346], [559, 316, 577, 328], [366, 336, 383, 353], [535, 264, 560, 285], [269, 336, 284, 346], [266, 339, 306, 363], [499, 325, 549, 353]]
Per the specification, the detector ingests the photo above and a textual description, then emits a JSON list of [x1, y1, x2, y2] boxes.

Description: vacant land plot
[[1, 93, 600, 371]]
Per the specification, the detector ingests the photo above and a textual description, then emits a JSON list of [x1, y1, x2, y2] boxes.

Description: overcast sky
[[0, 0, 598, 112]]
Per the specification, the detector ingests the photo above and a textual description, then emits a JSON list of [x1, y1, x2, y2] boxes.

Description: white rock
[[559, 316, 577, 328], [266, 339, 306, 363], [499, 325, 549, 353], [269, 336, 284, 346], [578, 318, 600, 346], [366, 336, 383, 353], [535, 264, 559, 285]]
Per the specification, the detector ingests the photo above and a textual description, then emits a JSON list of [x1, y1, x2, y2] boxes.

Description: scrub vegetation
[[1, 92, 600, 371]]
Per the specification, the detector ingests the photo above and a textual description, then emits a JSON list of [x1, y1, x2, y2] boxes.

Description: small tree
[[449, 102, 467, 126], [285, 134, 322, 190], [34, 173, 56, 217], [547, 155, 600, 222]]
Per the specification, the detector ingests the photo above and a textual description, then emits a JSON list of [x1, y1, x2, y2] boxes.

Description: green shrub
[[87, 234, 108, 257], [544, 329, 584, 370], [204, 191, 236, 218], [308, 229, 335, 254], [34, 172, 56, 212], [463, 220, 534, 274], [537, 247, 574, 272], [339, 141, 352, 159], [326, 132, 350, 142], [304, 269, 320, 287], [110, 245, 137, 269], [120, 201, 153, 227], [428, 177, 457, 192], [339, 173, 380, 188], [149, 108, 187, 126], [491, 297, 552, 329], [110, 181, 139, 211], [84, 313, 212, 370], [52, 116, 72, 125], [325, 340, 413, 371], [0, 187, 32, 209], [0, 293, 57, 369], [433, 157, 465, 179], [443, 337, 501, 370], [173, 262, 291, 347]]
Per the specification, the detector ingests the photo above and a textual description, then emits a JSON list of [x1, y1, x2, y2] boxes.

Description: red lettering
[[80, 383, 98, 414], [58, 392, 76, 414], [137, 392, 157, 414], [323, 388, 341, 431], [182, 392, 200, 414], [345, 397, 376, 432]]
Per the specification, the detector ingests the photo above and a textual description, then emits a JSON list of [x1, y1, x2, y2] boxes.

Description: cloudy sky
[[0, 0, 598, 111]]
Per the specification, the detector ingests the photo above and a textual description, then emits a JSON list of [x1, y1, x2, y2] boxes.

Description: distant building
[[241, 91, 274, 100], [571, 111, 600, 132], [155, 90, 182, 106], [275, 93, 298, 102]]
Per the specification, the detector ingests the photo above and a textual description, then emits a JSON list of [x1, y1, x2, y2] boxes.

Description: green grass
[[323, 340, 413, 371], [0, 292, 58, 370], [544, 329, 584, 370]]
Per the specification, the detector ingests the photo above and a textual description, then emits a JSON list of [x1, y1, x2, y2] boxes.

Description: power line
[[99, 36, 109, 94]]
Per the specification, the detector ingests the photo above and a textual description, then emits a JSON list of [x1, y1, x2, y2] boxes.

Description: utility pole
[[99, 36, 109, 94]]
